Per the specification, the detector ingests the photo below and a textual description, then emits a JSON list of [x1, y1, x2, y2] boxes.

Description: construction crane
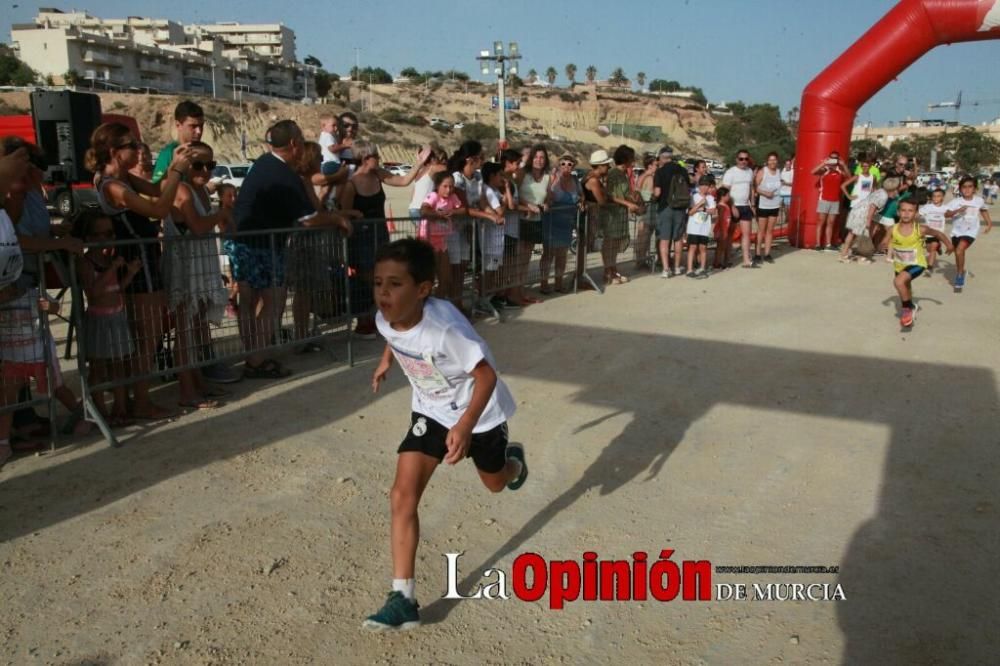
[[928, 91, 1000, 122]]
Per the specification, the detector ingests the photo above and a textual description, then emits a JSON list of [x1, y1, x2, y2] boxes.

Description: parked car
[[210, 164, 251, 189], [452, 122, 465, 130], [428, 117, 452, 129], [388, 164, 412, 177]]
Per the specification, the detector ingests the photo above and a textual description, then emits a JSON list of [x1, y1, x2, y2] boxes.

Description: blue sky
[[4, 0, 1000, 125]]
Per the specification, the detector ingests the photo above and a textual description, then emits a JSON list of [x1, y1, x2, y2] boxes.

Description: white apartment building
[[10, 9, 311, 100]]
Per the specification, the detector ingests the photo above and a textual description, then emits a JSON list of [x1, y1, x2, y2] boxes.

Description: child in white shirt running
[[363, 238, 526, 631], [918, 188, 949, 274], [944, 176, 993, 290]]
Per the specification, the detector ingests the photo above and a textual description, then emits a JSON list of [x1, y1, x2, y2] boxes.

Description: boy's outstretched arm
[[444, 360, 496, 465], [372, 344, 393, 393]]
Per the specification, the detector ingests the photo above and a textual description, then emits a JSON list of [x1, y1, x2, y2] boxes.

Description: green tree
[[714, 102, 795, 162], [444, 69, 470, 82], [304, 55, 323, 68], [462, 122, 498, 143], [400, 66, 422, 81], [649, 79, 680, 92], [565, 63, 577, 86], [314, 70, 334, 98], [0, 47, 37, 86], [349, 66, 392, 84], [585, 65, 597, 84], [850, 138, 887, 161], [636, 72, 646, 90], [545, 67, 557, 86], [950, 127, 1000, 173], [609, 68, 628, 87], [63, 69, 82, 86], [527, 68, 538, 84]]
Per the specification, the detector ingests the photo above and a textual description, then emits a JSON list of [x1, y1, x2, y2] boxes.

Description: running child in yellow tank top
[[890, 198, 953, 328]]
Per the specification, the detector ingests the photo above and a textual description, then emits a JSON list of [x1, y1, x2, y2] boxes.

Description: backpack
[[667, 171, 691, 209]]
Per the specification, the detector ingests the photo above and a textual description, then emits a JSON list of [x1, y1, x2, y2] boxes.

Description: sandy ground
[[1, 203, 999, 665]]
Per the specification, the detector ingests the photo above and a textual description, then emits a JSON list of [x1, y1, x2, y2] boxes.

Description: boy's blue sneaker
[[954, 272, 965, 290], [506, 444, 528, 490], [362, 591, 420, 631]]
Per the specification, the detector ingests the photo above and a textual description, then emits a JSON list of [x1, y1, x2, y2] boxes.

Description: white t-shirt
[[722, 166, 753, 206], [947, 195, 986, 238], [779, 167, 794, 196], [453, 170, 483, 209], [319, 131, 339, 163], [0, 210, 24, 288], [375, 297, 516, 431], [408, 172, 435, 211], [686, 193, 715, 236], [918, 202, 948, 234], [480, 185, 506, 257]]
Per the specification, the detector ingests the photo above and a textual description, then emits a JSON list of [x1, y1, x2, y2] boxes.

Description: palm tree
[[565, 63, 577, 86], [610, 67, 628, 87], [585, 65, 597, 84], [545, 66, 558, 86], [527, 68, 538, 84], [636, 72, 646, 90]]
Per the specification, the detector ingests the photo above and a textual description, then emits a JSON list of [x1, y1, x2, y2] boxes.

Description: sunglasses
[[560, 161, 575, 167], [115, 141, 140, 151], [191, 160, 217, 171], [341, 122, 357, 128], [737, 156, 749, 162]]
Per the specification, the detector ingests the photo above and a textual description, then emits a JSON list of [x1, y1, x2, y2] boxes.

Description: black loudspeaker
[[29, 90, 102, 183]]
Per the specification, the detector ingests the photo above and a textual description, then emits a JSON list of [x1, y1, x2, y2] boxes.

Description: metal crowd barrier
[[69, 226, 353, 447], [0, 254, 61, 454]]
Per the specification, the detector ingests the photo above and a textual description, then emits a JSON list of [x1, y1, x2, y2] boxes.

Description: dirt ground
[[1, 206, 998, 665]]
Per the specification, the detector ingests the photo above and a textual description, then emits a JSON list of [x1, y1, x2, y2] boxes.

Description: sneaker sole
[[506, 444, 527, 490], [361, 619, 421, 632]]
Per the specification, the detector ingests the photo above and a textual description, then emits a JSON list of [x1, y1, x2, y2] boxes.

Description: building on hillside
[[851, 120, 1000, 147], [187, 23, 295, 63], [10, 8, 312, 100]]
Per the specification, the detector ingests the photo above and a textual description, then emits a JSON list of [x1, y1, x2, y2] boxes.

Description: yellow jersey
[[891, 222, 927, 272]]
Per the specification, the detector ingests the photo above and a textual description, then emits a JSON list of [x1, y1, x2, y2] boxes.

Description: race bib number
[[391, 346, 451, 394], [894, 248, 917, 265], [924, 214, 945, 232]]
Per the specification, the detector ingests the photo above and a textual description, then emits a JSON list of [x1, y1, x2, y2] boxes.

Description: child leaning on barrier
[[73, 208, 140, 427], [418, 171, 466, 299]]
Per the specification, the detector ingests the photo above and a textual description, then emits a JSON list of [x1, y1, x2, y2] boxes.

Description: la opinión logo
[[443, 550, 712, 609]]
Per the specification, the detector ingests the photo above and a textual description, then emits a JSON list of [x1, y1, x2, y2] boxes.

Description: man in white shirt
[[721, 149, 758, 267]]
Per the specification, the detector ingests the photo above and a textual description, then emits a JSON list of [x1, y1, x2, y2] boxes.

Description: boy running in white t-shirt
[[363, 238, 527, 631], [918, 188, 948, 275], [944, 176, 993, 291]]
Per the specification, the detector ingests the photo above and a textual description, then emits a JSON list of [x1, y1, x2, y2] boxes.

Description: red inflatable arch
[[789, 0, 1000, 247]]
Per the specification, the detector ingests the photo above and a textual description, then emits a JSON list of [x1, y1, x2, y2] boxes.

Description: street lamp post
[[477, 41, 521, 146], [210, 60, 216, 99]]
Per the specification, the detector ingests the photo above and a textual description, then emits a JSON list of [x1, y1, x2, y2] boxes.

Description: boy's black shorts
[[398, 412, 509, 473]]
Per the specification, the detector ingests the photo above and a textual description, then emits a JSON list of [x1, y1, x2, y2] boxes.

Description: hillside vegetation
[[0, 81, 724, 164]]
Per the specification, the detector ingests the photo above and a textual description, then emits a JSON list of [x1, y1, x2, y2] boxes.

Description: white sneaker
[[660, 270, 671, 279], [674, 267, 684, 276]]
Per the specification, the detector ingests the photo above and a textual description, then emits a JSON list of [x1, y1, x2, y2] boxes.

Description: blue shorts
[[227, 240, 287, 290], [895, 265, 924, 279]]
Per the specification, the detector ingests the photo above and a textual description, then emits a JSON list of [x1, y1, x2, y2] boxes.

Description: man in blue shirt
[[232, 120, 350, 379]]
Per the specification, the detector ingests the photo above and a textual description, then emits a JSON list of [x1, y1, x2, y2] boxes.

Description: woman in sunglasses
[[540, 155, 582, 293], [163, 141, 231, 410], [86, 122, 192, 420]]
